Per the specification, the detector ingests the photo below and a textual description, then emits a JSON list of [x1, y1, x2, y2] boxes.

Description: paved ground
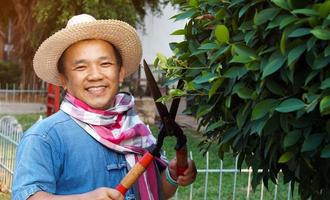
[[0, 101, 198, 129], [0, 103, 46, 114]]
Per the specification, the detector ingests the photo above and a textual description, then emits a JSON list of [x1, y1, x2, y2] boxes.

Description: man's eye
[[75, 66, 86, 70], [101, 62, 112, 67]]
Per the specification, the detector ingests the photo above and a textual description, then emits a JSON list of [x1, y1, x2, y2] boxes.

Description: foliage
[[156, 0, 330, 199], [0, 61, 21, 87]]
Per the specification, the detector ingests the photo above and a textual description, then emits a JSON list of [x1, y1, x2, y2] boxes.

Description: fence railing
[[0, 115, 23, 193], [170, 152, 295, 200], [0, 116, 295, 199], [0, 83, 47, 104]]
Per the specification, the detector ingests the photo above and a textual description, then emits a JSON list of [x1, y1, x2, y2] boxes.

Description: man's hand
[[81, 187, 124, 200], [28, 187, 124, 200], [168, 158, 197, 186]]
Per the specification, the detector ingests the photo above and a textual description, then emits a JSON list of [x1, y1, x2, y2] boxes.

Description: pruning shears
[[116, 60, 188, 195]]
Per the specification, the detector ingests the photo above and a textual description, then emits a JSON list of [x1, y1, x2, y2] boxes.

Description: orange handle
[[176, 145, 188, 176], [116, 152, 154, 195]]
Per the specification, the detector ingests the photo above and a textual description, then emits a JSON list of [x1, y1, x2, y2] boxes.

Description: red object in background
[[47, 84, 60, 116]]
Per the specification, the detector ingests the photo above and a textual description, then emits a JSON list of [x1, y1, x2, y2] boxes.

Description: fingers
[[176, 160, 197, 186], [107, 188, 124, 200], [83, 187, 124, 200], [106, 188, 124, 200]]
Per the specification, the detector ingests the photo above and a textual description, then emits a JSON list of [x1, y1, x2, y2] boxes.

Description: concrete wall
[[137, 4, 186, 64]]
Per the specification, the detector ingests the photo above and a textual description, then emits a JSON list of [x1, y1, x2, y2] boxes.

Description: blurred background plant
[[156, 0, 330, 199]]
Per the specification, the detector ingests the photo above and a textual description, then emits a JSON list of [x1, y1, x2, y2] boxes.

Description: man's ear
[[59, 74, 68, 91], [119, 66, 126, 83]]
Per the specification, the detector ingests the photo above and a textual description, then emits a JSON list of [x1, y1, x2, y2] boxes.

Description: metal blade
[[169, 79, 184, 118], [143, 60, 171, 122]]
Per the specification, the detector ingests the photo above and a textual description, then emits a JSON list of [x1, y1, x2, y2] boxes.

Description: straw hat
[[33, 14, 142, 86]]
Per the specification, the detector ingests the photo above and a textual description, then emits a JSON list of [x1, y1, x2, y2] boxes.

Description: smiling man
[[12, 14, 196, 200]]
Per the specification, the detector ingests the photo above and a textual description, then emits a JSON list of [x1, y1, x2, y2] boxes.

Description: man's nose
[[87, 65, 103, 80]]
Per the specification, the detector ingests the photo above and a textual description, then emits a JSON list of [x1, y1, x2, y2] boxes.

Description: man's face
[[60, 39, 125, 110]]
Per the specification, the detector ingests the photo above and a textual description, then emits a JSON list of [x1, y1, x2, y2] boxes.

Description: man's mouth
[[86, 86, 107, 95]]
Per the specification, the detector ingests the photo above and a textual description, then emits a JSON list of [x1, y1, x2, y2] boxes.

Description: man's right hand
[[28, 187, 124, 200]]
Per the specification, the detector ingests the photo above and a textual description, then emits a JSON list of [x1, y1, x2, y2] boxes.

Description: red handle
[[116, 152, 154, 195], [176, 145, 188, 176]]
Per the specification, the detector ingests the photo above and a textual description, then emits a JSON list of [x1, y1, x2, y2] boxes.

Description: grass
[[0, 114, 300, 199], [0, 193, 10, 200]]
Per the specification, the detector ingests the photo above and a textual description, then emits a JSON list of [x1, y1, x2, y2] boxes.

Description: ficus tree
[[156, 0, 330, 199]]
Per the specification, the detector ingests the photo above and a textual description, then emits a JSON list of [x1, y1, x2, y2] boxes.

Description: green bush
[[0, 60, 21, 87], [156, 0, 330, 199]]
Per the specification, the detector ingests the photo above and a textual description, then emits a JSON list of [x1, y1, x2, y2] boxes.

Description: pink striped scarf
[[60, 92, 166, 200]]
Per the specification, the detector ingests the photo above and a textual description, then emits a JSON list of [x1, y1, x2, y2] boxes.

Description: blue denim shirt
[[12, 111, 136, 200]]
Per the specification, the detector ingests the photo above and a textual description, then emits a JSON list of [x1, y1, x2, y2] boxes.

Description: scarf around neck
[[60, 92, 166, 200]]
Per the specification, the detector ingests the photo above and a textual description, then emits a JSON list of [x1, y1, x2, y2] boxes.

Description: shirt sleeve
[[12, 133, 61, 200]]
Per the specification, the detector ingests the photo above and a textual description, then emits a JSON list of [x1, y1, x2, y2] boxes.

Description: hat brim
[[33, 20, 142, 86]]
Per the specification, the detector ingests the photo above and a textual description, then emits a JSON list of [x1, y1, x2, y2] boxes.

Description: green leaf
[[278, 151, 294, 163], [311, 27, 330, 40], [301, 134, 323, 152], [283, 130, 302, 148], [170, 29, 186, 35], [206, 121, 222, 132], [320, 144, 330, 158], [220, 127, 239, 145], [252, 99, 279, 120], [215, 25, 230, 44], [199, 43, 218, 50], [210, 46, 230, 65], [237, 104, 250, 129], [288, 28, 311, 38], [307, 37, 317, 51], [305, 99, 319, 113], [320, 96, 330, 115], [171, 9, 196, 21], [262, 52, 286, 79], [230, 55, 254, 63], [209, 78, 224, 98], [223, 67, 248, 79], [271, 0, 289, 10], [239, 4, 250, 18], [312, 56, 330, 70], [168, 88, 185, 97], [304, 70, 319, 86], [188, 0, 198, 7], [244, 30, 256, 44], [291, 8, 319, 16], [250, 117, 268, 135], [280, 31, 287, 54], [325, 45, 330, 56], [233, 83, 253, 99], [197, 104, 213, 118], [254, 8, 280, 25], [233, 44, 257, 59], [320, 78, 330, 89], [288, 44, 306, 65], [193, 73, 217, 84], [275, 98, 305, 113], [279, 15, 297, 29]]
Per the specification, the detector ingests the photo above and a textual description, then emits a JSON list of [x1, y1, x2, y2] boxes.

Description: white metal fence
[[0, 116, 23, 193], [0, 116, 295, 199], [0, 83, 47, 103], [171, 152, 295, 200]]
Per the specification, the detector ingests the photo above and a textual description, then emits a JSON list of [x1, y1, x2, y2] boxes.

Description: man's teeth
[[87, 86, 105, 92]]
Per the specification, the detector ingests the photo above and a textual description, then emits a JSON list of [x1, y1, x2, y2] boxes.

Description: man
[[12, 14, 196, 200]]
